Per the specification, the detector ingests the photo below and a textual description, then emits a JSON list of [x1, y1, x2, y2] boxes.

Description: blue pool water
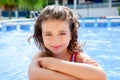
[[79, 27, 120, 80], [0, 18, 120, 80]]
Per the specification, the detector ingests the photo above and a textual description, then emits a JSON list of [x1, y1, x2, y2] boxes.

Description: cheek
[[42, 38, 49, 46], [62, 37, 71, 46]]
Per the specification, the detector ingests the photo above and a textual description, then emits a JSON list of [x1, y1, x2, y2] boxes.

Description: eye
[[45, 33, 52, 36], [60, 33, 66, 35]]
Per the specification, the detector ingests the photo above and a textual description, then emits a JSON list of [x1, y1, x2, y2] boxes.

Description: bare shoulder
[[78, 52, 92, 59], [77, 52, 91, 62], [77, 52, 99, 66], [32, 52, 43, 61]]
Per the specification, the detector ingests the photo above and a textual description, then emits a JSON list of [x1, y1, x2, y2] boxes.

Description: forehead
[[41, 19, 69, 31]]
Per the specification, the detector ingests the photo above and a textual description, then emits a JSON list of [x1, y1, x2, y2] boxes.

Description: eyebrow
[[43, 31, 51, 33], [43, 30, 69, 33], [59, 30, 69, 32]]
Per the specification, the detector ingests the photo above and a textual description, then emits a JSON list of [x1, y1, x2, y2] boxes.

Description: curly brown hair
[[31, 5, 83, 57]]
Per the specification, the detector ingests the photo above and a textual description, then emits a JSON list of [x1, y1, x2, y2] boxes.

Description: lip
[[52, 45, 62, 50]]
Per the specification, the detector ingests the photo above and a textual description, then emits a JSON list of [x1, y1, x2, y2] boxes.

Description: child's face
[[42, 19, 71, 55]]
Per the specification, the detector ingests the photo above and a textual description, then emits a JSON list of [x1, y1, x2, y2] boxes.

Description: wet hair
[[31, 5, 83, 57]]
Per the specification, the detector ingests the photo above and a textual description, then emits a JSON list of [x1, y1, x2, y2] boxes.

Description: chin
[[51, 51, 62, 55], [53, 52, 61, 54]]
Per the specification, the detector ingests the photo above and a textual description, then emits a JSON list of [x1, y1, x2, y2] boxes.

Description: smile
[[52, 45, 62, 50]]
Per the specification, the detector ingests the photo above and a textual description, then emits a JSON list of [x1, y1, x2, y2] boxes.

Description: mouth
[[52, 45, 62, 50]]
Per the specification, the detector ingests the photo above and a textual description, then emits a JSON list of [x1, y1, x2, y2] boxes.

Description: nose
[[51, 36, 61, 45]]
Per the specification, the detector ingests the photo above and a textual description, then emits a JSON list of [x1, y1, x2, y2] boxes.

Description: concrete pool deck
[[0, 16, 120, 31]]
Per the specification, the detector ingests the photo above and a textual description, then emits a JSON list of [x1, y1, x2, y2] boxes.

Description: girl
[[28, 5, 106, 80]]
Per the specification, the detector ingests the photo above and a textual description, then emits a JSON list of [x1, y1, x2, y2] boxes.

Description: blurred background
[[0, 0, 120, 19]]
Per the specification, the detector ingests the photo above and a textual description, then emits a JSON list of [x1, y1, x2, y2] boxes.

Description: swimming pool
[[0, 18, 120, 80]]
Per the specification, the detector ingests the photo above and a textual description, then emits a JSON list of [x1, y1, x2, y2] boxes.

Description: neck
[[53, 49, 71, 61]]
